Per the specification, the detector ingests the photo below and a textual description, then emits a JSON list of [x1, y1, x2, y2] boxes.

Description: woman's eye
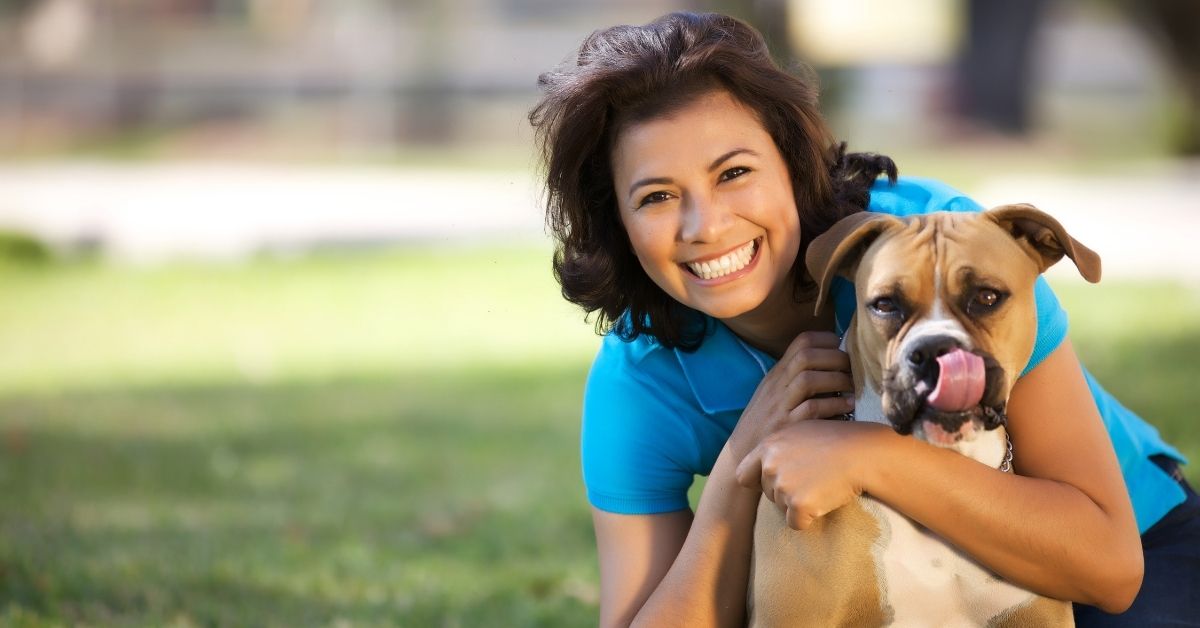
[[636, 191, 672, 208], [719, 166, 750, 182]]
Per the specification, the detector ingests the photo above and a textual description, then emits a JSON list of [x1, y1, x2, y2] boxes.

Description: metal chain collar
[[999, 433, 1014, 473]]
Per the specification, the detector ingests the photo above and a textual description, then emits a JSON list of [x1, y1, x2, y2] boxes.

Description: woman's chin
[[688, 291, 767, 321]]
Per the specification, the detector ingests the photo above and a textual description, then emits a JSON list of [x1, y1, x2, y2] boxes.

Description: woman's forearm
[[860, 430, 1143, 612], [625, 332, 854, 627], [630, 443, 762, 628]]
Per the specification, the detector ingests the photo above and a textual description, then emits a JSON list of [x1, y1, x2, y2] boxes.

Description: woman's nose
[[679, 195, 732, 243]]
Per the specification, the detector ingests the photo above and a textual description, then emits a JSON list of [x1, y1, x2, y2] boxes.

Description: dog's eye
[[967, 288, 1007, 315], [869, 297, 900, 315]]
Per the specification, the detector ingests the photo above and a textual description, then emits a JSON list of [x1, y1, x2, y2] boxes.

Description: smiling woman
[[531, 14, 895, 354], [609, 90, 802, 328], [529, 11, 1198, 628]]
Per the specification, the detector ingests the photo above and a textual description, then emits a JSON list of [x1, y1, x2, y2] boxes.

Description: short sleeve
[[580, 335, 702, 515], [1022, 276, 1069, 376]]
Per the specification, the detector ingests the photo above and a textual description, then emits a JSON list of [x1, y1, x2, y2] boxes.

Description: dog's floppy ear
[[986, 203, 1101, 283], [807, 212, 899, 314]]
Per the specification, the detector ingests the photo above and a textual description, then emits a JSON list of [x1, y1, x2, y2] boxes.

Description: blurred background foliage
[[0, 0, 1197, 625]]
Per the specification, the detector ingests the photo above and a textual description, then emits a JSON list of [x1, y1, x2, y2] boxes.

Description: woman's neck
[[722, 287, 836, 359]]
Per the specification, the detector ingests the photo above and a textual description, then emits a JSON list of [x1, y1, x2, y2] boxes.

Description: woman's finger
[[735, 446, 765, 491], [787, 505, 819, 531], [782, 370, 854, 406], [788, 395, 856, 422], [777, 346, 851, 376]]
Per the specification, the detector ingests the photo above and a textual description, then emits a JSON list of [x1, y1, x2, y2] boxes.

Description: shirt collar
[[672, 281, 857, 415], [674, 320, 774, 414]]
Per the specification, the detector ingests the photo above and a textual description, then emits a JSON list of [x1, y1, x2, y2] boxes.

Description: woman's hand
[[726, 331, 855, 462], [734, 419, 890, 530]]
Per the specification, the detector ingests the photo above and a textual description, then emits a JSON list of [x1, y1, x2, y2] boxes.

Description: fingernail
[[845, 397, 855, 408]]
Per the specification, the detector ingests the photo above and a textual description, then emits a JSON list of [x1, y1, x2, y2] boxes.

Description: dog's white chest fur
[[867, 499, 1035, 626], [853, 378, 1035, 625]]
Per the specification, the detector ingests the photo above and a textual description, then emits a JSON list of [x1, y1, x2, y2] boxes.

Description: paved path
[[973, 165, 1200, 282], [0, 162, 546, 262], [0, 161, 1196, 281]]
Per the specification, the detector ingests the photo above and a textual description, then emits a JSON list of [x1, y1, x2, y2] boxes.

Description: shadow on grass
[[0, 362, 598, 626]]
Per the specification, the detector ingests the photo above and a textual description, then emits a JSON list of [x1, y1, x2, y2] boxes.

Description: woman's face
[[610, 89, 802, 322]]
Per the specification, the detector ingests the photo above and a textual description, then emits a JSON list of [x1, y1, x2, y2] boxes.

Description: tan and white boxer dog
[[748, 204, 1102, 627]]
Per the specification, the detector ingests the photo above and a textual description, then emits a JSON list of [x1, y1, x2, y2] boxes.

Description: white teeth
[[686, 240, 757, 280]]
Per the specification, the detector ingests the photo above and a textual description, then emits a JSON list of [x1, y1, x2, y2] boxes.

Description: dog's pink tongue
[[926, 349, 985, 412]]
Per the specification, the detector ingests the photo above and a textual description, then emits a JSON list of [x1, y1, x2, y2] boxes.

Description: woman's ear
[[986, 203, 1102, 283], [806, 212, 899, 314]]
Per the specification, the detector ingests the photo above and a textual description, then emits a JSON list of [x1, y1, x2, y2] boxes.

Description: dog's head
[[806, 204, 1100, 447]]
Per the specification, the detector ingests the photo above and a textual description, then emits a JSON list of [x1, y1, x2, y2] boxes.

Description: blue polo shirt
[[581, 176, 1186, 533]]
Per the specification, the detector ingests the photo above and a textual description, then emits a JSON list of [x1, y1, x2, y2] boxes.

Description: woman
[[529, 12, 1197, 627]]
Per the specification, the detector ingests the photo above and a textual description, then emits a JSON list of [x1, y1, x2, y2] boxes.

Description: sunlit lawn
[[0, 246, 1196, 626]]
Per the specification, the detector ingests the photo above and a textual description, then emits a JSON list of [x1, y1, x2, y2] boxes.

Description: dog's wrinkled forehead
[[856, 213, 1044, 369], [860, 214, 1042, 306], [806, 205, 1099, 401], [808, 205, 1099, 352]]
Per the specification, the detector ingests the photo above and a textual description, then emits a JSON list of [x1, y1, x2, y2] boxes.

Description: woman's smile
[[681, 237, 761, 283]]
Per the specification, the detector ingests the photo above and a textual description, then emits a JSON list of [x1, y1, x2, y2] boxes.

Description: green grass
[[0, 247, 602, 626], [0, 248, 1196, 625], [0, 367, 597, 626], [0, 246, 598, 393]]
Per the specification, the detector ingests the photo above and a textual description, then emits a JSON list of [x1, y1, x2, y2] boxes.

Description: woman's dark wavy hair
[[529, 12, 896, 350]]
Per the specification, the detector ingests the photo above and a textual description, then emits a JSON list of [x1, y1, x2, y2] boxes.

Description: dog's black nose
[[906, 337, 962, 369]]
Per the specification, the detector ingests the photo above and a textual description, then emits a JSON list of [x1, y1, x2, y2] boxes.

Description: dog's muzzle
[[883, 335, 1008, 437]]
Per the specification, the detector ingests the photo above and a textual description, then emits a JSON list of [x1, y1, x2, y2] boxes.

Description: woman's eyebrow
[[708, 148, 757, 171], [627, 176, 673, 198], [626, 148, 759, 199]]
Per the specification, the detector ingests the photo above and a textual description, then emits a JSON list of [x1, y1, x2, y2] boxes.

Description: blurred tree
[[1124, 0, 1200, 155], [696, 0, 851, 120], [953, 0, 1048, 136], [699, 0, 792, 65], [0, 0, 36, 16]]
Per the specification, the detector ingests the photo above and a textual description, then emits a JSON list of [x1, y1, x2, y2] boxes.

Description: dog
[[747, 204, 1101, 627]]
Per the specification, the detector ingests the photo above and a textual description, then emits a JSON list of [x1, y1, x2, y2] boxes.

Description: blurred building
[[0, 0, 683, 157], [0, 0, 1194, 268], [1, 0, 1189, 158]]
